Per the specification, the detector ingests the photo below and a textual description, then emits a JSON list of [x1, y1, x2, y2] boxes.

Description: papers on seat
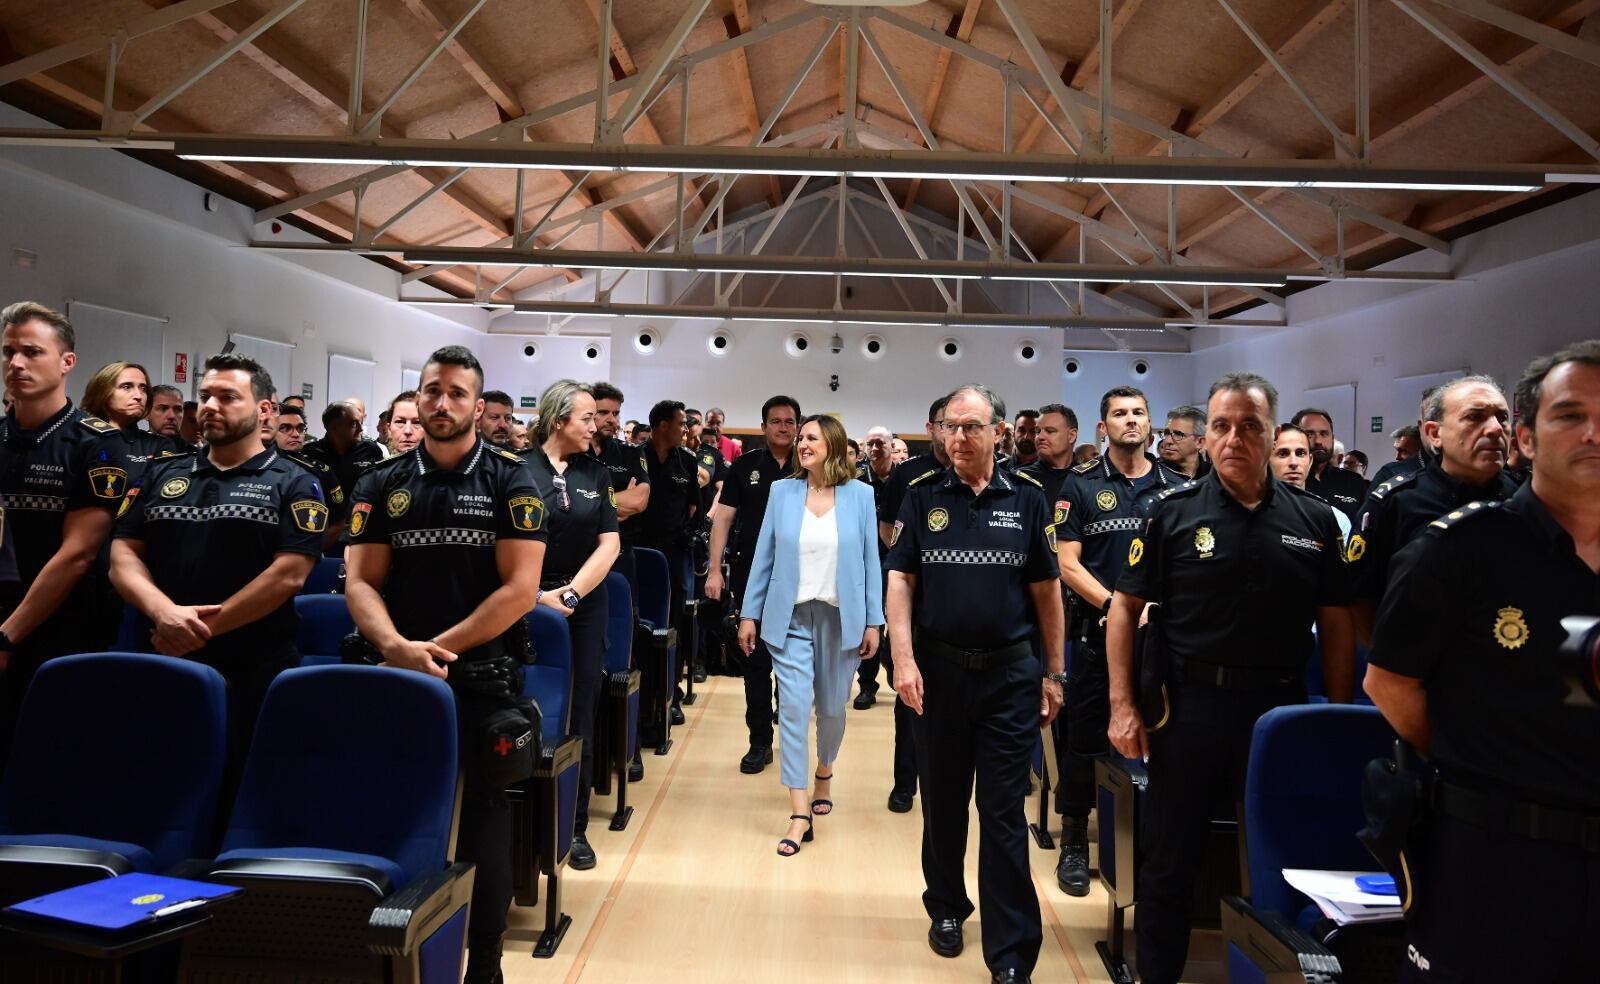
[[1281, 869, 1404, 926]]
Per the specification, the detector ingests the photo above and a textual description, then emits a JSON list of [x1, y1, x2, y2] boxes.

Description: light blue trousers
[[768, 600, 860, 790]]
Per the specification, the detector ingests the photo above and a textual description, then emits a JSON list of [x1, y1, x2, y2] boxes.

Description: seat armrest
[[164, 857, 214, 880], [649, 627, 678, 649], [367, 862, 475, 957], [0, 844, 138, 879], [1220, 895, 1342, 983], [607, 668, 642, 696], [533, 735, 584, 778], [210, 856, 392, 898]]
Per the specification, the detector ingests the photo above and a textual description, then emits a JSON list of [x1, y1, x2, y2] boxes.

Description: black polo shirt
[[118, 425, 187, 482], [1365, 454, 1423, 496], [637, 442, 698, 551], [1058, 453, 1184, 595], [280, 448, 346, 511], [885, 466, 1059, 650], [721, 446, 794, 577], [343, 439, 546, 655], [520, 445, 617, 580], [1304, 463, 1366, 520], [303, 437, 384, 518], [695, 440, 726, 517], [0, 402, 129, 634], [1368, 483, 1600, 811], [878, 452, 943, 529], [589, 436, 650, 546], [1350, 462, 1519, 600], [1117, 471, 1352, 671], [859, 461, 895, 555], [115, 446, 325, 662]]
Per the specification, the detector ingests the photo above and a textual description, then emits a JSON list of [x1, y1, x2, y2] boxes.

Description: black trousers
[[857, 646, 881, 697], [880, 633, 917, 798], [732, 561, 776, 748], [1400, 811, 1600, 983], [456, 780, 512, 983], [912, 638, 1043, 974], [1135, 679, 1301, 984], [1058, 640, 1110, 819], [564, 587, 609, 835]]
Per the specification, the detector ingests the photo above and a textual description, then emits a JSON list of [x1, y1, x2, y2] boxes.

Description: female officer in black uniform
[[521, 379, 620, 872]]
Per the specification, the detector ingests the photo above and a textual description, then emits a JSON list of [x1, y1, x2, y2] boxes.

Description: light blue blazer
[[740, 478, 885, 650]]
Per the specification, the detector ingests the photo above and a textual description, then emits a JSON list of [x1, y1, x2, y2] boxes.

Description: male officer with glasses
[[1156, 405, 1208, 479], [887, 384, 1065, 984]]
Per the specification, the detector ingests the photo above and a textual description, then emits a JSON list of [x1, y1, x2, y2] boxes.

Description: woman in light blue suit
[[739, 414, 883, 857]]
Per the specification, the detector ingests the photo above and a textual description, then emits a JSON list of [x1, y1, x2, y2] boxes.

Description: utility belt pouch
[[341, 632, 383, 665], [453, 653, 542, 788], [1357, 739, 1433, 917]]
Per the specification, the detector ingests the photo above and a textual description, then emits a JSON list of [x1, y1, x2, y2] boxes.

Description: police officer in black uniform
[[1107, 372, 1357, 984], [263, 389, 346, 551], [636, 400, 699, 729], [0, 302, 130, 768], [80, 361, 185, 482], [1293, 407, 1367, 520], [343, 346, 545, 984], [887, 384, 1064, 984], [688, 410, 725, 683], [588, 382, 650, 602], [1365, 341, 1600, 983], [1349, 374, 1517, 643], [874, 397, 950, 810], [305, 399, 383, 552], [705, 395, 801, 773], [1051, 389, 1185, 896], [854, 426, 897, 710], [521, 379, 619, 872], [110, 355, 324, 776]]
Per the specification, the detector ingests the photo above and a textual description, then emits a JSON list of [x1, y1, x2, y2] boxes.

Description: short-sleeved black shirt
[[343, 439, 546, 655], [1368, 482, 1600, 811], [589, 436, 650, 546], [885, 466, 1060, 650], [720, 447, 795, 578], [636, 443, 698, 551], [280, 448, 346, 512], [1349, 462, 1519, 601], [695, 440, 727, 517], [858, 461, 895, 555], [520, 445, 618, 580], [115, 446, 326, 661], [1304, 463, 1367, 520], [1116, 471, 1352, 671], [1058, 453, 1185, 596], [118, 425, 187, 483], [303, 437, 385, 520], [0, 402, 130, 639], [878, 452, 943, 529]]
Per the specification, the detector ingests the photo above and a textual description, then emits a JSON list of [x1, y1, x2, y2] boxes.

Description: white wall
[[1190, 191, 1600, 458], [1062, 351, 1198, 446]]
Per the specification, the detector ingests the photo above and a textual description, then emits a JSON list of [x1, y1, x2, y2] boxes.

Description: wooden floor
[[502, 675, 1227, 984]]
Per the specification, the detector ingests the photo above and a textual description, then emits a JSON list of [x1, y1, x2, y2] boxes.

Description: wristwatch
[[1044, 670, 1068, 684], [560, 588, 582, 609]]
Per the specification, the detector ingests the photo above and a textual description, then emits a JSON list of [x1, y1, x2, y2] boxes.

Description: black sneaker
[[740, 745, 774, 774], [569, 832, 597, 870], [628, 755, 644, 782], [669, 705, 686, 726], [1056, 818, 1091, 897], [692, 664, 707, 683], [887, 790, 914, 813], [853, 691, 876, 710]]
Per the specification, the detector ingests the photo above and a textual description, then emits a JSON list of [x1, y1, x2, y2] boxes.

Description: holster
[[1135, 604, 1173, 732], [452, 654, 542, 792], [1357, 739, 1434, 917]]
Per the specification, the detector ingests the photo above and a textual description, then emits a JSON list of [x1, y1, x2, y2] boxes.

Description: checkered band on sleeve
[[391, 527, 499, 549], [0, 493, 67, 512], [921, 548, 1028, 567], [143, 503, 280, 524], [1081, 517, 1145, 536]]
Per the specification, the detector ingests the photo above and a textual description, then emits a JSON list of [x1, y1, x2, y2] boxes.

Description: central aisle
[[503, 675, 1223, 983]]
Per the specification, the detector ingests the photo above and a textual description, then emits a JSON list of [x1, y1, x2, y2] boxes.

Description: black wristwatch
[[1101, 595, 1114, 614], [560, 588, 581, 609]]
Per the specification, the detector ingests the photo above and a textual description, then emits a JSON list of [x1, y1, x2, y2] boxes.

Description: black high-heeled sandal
[[811, 771, 834, 816], [776, 814, 814, 857]]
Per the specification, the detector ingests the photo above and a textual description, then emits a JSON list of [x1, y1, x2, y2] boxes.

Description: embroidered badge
[[160, 476, 190, 499], [1194, 526, 1215, 558], [291, 500, 329, 533], [349, 502, 371, 537], [89, 466, 127, 499], [1128, 537, 1144, 567], [387, 489, 411, 518], [927, 507, 949, 533], [1096, 489, 1117, 512], [1493, 607, 1528, 651], [510, 495, 545, 531]]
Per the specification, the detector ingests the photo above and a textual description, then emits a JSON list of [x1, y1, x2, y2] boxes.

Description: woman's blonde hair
[[535, 379, 593, 445], [793, 414, 855, 487], [81, 361, 150, 422]]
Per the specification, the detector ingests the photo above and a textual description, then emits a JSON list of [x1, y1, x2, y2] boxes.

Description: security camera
[[830, 333, 843, 354], [829, 374, 840, 393]]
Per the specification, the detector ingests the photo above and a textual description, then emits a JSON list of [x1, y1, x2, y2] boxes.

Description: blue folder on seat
[[5, 873, 239, 932]]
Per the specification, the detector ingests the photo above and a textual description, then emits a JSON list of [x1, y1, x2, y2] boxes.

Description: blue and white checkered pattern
[[392, 527, 497, 549], [921, 548, 1027, 567], [0, 493, 67, 512], [1082, 517, 1144, 536], [145, 503, 280, 524]]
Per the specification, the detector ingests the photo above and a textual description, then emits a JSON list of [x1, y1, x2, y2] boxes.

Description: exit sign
[[520, 396, 537, 408], [1370, 416, 1383, 433]]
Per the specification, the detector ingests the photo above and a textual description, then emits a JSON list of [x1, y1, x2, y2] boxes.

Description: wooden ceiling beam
[[902, 0, 984, 209], [725, 0, 780, 207], [1011, 0, 1149, 157], [398, 0, 524, 119]]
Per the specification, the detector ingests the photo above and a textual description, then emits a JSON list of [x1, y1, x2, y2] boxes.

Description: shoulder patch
[[149, 449, 193, 462], [1369, 469, 1418, 501], [1012, 470, 1043, 488], [1427, 498, 1503, 533], [78, 415, 118, 434], [1072, 457, 1100, 474]]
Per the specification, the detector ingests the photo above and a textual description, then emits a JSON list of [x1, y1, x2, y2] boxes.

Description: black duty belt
[[1435, 781, 1600, 853], [541, 574, 578, 589], [1179, 657, 1299, 690], [914, 630, 1031, 671]]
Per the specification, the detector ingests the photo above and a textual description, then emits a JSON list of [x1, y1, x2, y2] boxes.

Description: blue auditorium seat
[[300, 555, 344, 595], [295, 593, 355, 666], [181, 665, 472, 982], [1223, 704, 1402, 983], [508, 605, 583, 958], [0, 653, 229, 907], [633, 547, 677, 754], [595, 571, 641, 831]]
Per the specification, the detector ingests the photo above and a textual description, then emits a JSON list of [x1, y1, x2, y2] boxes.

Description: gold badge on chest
[[927, 507, 949, 533], [1493, 607, 1528, 651], [1194, 526, 1215, 558], [1096, 489, 1117, 512], [387, 489, 411, 518]]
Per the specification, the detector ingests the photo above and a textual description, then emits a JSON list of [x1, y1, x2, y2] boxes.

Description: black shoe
[[991, 970, 1031, 983], [569, 833, 596, 870], [739, 745, 773, 774], [927, 918, 963, 958], [628, 755, 644, 782], [692, 664, 707, 683], [887, 790, 914, 813], [1056, 818, 1091, 897], [669, 705, 686, 726], [853, 691, 876, 710]]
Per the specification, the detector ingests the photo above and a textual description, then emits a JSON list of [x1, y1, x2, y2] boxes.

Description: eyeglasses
[[550, 474, 570, 512], [277, 423, 306, 434], [1157, 428, 1195, 442], [940, 421, 994, 437]]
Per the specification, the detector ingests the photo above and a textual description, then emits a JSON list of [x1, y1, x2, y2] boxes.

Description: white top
[[794, 506, 840, 607]]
